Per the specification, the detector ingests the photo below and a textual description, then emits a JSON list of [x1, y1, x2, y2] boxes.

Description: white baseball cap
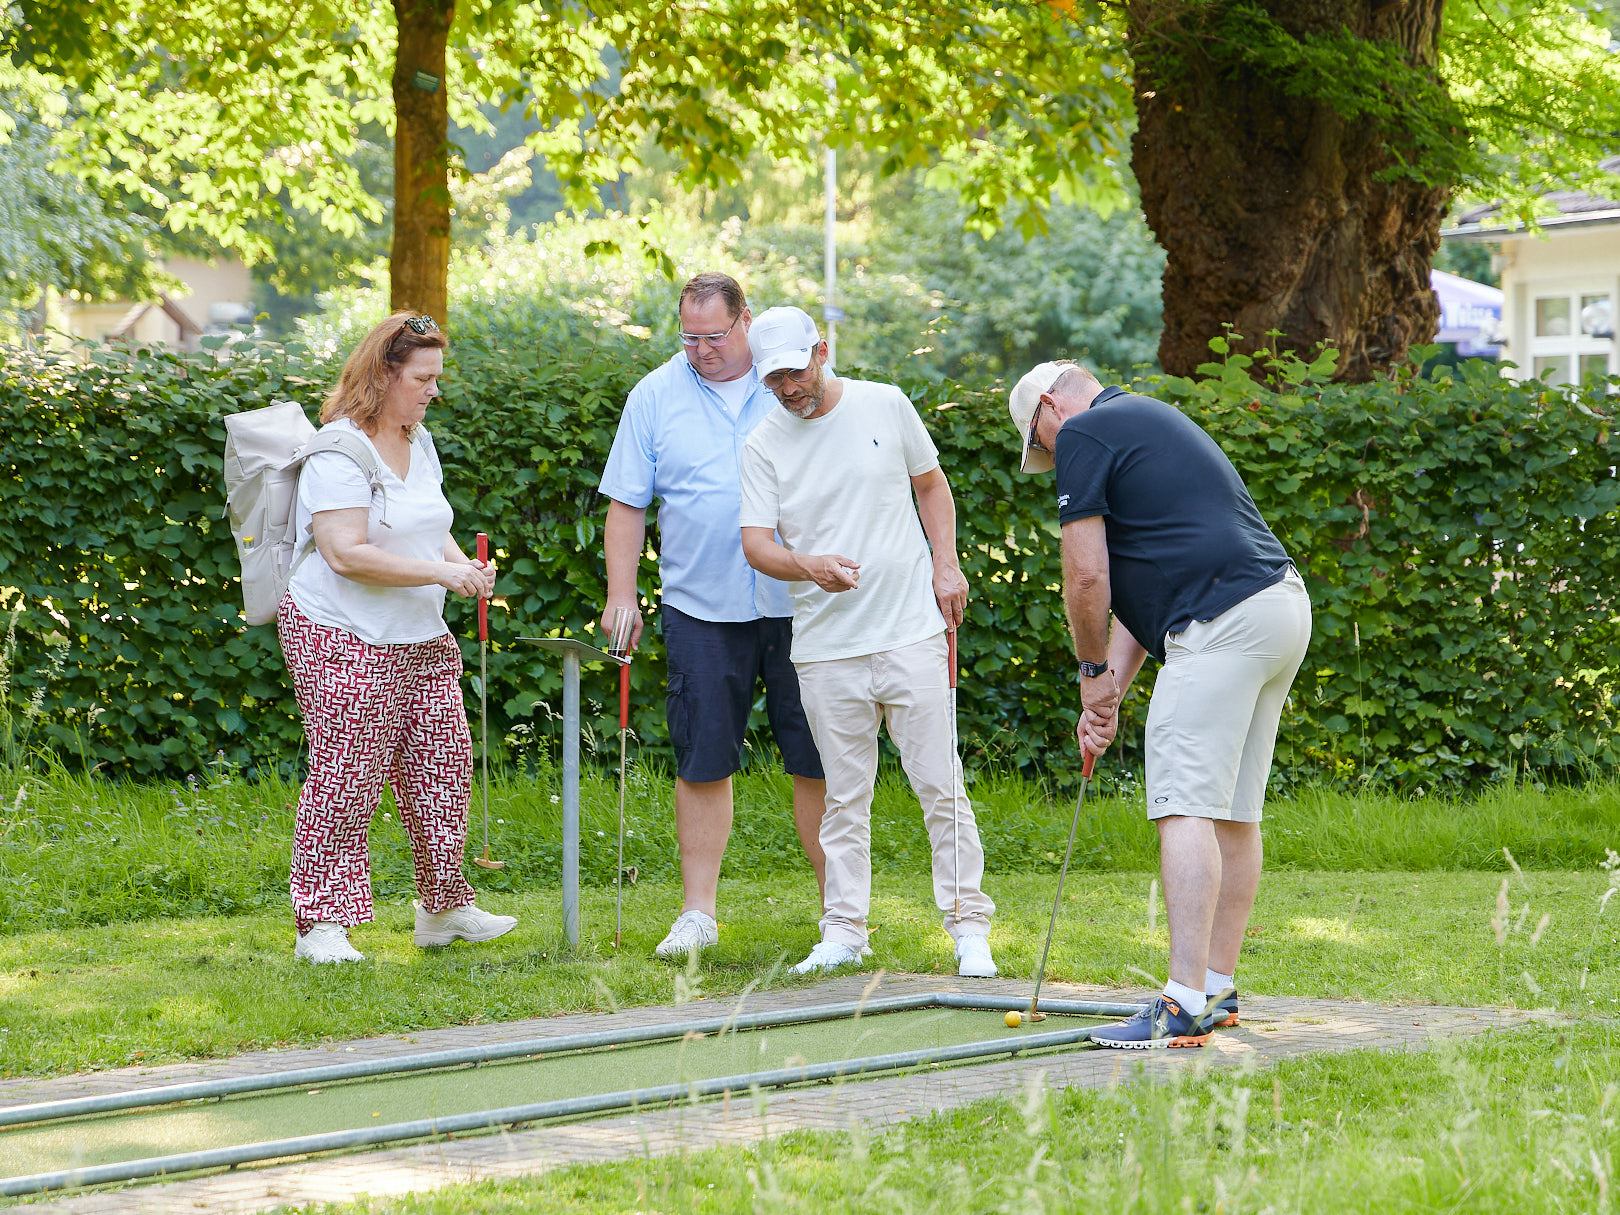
[[749, 306, 821, 378], [1008, 361, 1074, 474]]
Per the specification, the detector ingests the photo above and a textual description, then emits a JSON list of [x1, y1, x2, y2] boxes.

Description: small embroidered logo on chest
[[872, 438, 879, 447]]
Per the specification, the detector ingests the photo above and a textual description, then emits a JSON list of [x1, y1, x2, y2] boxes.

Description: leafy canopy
[[3, 1, 1614, 307], [4, 1, 1132, 261]]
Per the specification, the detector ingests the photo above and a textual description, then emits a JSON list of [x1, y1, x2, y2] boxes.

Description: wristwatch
[[1079, 660, 1110, 679]]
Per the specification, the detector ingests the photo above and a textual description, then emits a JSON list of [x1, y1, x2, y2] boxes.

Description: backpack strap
[[287, 430, 392, 580]]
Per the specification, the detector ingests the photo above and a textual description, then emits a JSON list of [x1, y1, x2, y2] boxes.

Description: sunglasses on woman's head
[[402, 315, 438, 335]]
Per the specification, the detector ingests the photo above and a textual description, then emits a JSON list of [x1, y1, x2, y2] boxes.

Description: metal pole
[[561, 650, 581, 945], [824, 139, 837, 369]]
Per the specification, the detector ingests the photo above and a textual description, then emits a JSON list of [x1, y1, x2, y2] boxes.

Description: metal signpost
[[519, 637, 627, 946]]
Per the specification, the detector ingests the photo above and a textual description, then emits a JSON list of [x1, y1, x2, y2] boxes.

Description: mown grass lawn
[[0, 765, 1614, 1212], [0, 868, 1612, 1077]]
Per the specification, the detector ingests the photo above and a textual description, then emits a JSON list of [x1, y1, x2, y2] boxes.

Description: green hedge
[[1, 333, 1616, 788], [1156, 344, 1620, 785]]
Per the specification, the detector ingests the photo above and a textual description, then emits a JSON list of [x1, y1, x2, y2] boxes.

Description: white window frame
[[1529, 286, 1615, 385]]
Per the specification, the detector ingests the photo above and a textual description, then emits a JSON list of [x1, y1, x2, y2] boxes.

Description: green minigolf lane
[[0, 1008, 1097, 1179]]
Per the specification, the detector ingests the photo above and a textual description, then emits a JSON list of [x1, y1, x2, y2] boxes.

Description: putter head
[[609, 606, 634, 658], [474, 856, 505, 870], [1025, 1004, 1047, 1023]]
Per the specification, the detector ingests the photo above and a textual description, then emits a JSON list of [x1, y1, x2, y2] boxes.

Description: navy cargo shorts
[[660, 605, 824, 783]]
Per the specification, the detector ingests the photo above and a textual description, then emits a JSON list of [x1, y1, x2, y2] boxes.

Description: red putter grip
[[946, 627, 958, 691], [475, 533, 488, 642], [1082, 751, 1097, 779], [618, 663, 630, 730]]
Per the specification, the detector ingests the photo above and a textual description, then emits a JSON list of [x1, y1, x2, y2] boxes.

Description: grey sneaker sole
[[654, 937, 714, 959], [293, 941, 364, 964], [414, 919, 516, 947], [790, 960, 857, 975], [1090, 1031, 1209, 1050]]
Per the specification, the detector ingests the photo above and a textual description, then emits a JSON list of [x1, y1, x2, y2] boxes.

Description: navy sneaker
[[1089, 995, 1212, 1050], [1202, 990, 1239, 1029]]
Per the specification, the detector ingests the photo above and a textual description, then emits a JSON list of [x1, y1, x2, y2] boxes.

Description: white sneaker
[[790, 940, 862, 975], [955, 934, 998, 978], [654, 909, 719, 959], [294, 922, 364, 964], [413, 901, 518, 947]]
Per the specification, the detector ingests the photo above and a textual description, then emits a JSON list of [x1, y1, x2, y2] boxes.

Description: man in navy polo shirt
[[1009, 359, 1312, 1048], [600, 273, 826, 960]]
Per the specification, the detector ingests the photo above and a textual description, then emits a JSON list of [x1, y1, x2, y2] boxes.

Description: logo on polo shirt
[[1058, 493, 1070, 510]]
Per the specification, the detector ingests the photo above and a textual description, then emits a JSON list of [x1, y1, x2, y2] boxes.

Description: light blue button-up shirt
[[599, 352, 793, 622]]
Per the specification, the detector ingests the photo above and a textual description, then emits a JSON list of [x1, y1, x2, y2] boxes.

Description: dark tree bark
[[1128, 1, 1452, 381], [390, 0, 454, 320]]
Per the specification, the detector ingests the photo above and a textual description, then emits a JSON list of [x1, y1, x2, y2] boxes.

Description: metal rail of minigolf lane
[[519, 635, 628, 945], [0, 993, 1144, 1197]]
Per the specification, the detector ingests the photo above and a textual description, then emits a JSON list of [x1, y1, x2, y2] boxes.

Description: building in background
[[50, 256, 256, 351], [1443, 157, 1619, 385]]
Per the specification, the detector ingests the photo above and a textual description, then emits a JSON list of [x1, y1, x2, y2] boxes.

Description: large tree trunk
[[1128, 1, 1452, 382], [390, 0, 453, 320]]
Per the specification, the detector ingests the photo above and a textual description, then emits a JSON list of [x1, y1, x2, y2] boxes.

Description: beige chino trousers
[[794, 631, 994, 949]]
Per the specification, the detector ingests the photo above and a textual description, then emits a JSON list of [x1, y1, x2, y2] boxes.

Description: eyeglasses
[[402, 315, 439, 336], [1026, 401, 1047, 453], [763, 362, 816, 390], [678, 314, 741, 347]]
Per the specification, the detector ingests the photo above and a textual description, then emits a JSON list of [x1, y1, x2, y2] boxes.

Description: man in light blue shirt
[[599, 273, 827, 959]]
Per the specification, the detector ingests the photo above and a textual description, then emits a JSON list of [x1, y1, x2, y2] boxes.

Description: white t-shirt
[[739, 379, 945, 663], [703, 372, 752, 414], [287, 419, 454, 645]]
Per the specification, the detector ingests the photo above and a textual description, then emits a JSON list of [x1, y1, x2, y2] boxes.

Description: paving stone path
[[2, 974, 1540, 1214]]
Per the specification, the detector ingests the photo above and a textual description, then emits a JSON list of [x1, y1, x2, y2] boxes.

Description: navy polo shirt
[[1053, 387, 1291, 661]]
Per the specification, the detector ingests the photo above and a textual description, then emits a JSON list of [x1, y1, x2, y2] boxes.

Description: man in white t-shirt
[[737, 306, 997, 978]]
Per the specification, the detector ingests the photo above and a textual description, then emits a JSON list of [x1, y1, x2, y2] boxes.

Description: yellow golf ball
[[1005, 1010, 1022, 1028]]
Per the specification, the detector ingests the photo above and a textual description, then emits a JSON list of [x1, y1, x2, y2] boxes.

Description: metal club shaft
[[1028, 750, 1096, 1019], [948, 626, 960, 921], [610, 607, 634, 948], [473, 533, 503, 870]]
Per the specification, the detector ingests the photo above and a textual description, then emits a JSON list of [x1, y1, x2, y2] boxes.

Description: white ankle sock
[[1164, 979, 1205, 1012], [1206, 968, 1235, 996]]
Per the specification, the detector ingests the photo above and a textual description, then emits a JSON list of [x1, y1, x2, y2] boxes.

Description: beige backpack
[[222, 401, 385, 625]]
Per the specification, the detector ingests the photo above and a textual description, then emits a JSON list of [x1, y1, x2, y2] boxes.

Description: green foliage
[[1441, 0, 1620, 221], [1, 316, 1616, 786], [0, 338, 330, 778], [721, 185, 1166, 383], [5, 0, 1130, 267], [1154, 339, 1620, 785], [1432, 235, 1498, 288], [0, 86, 160, 319]]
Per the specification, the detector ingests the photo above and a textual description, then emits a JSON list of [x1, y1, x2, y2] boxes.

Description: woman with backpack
[[277, 312, 517, 964]]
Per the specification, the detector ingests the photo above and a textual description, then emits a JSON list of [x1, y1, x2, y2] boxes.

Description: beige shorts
[[1144, 568, 1312, 823]]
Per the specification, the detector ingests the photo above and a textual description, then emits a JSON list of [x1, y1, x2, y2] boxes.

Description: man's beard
[[781, 363, 825, 417]]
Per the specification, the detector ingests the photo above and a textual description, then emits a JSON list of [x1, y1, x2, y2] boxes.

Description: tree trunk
[[390, 0, 453, 320], [1128, 1, 1452, 382]]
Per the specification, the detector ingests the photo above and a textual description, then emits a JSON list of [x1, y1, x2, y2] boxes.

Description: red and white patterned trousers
[[278, 596, 475, 934]]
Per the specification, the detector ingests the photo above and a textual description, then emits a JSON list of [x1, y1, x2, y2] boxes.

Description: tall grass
[[300, 1024, 1620, 1215], [1, 759, 1617, 932]]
